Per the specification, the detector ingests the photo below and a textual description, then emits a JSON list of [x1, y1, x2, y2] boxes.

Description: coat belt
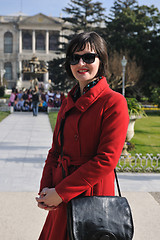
[[58, 155, 92, 176]]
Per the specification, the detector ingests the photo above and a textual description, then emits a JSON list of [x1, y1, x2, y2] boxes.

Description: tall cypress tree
[[62, 0, 105, 33], [106, 0, 139, 52]]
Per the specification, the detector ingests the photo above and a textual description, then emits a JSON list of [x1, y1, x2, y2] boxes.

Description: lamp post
[[121, 56, 127, 97], [0, 69, 6, 86]]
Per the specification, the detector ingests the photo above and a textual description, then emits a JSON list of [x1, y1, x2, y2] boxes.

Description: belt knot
[[58, 155, 71, 176]]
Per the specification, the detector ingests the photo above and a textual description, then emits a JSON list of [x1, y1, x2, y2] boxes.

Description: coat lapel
[[74, 77, 110, 112], [61, 77, 110, 117]]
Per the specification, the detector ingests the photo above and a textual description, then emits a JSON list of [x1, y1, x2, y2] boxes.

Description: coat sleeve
[[55, 94, 129, 202]]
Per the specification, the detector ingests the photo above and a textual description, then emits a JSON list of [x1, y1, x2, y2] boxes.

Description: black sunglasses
[[69, 53, 99, 65]]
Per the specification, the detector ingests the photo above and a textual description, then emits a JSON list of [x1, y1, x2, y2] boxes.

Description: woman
[[36, 32, 129, 240]]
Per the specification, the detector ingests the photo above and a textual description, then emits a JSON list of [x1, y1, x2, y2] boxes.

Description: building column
[[19, 60, 22, 81], [32, 30, 35, 53], [46, 30, 49, 54], [19, 30, 22, 53], [16, 60, 23, 90], [43, 72, 49, 91]]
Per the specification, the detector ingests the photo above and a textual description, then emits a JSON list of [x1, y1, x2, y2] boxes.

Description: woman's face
[[70, 44, 100, 88]]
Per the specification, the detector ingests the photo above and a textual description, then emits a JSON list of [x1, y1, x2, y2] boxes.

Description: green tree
[[136, 5, 160, 97], [105, 0, 160, 98], [149, 87, 160, 107], [62, 0, 106, 34], [105, 0, 143, 95], [48, 58, 76, 92], [106, 0, 138, 52]]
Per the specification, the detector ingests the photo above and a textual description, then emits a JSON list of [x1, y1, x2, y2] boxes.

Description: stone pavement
[[0, 112, 51, 239], [0, 112, 52, 192], [0, 112, 160, 240]]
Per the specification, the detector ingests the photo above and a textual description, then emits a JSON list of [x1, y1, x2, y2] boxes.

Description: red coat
[[38, 76, 129, 240]]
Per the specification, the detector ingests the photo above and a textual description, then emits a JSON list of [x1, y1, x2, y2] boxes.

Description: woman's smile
[[77, 68, 89, 74]]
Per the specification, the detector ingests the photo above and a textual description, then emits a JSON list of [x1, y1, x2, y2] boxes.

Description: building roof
[[0, 13, 63, 25]]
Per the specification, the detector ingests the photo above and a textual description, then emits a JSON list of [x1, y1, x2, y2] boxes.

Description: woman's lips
[[77, 69, 89, 74]]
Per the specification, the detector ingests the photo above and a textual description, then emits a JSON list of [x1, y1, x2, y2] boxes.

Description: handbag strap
[[59, 117, 122, 197], [114, 169, 121, 197]]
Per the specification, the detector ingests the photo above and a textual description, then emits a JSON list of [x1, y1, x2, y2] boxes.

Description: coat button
[[74, 134, 79, 141]]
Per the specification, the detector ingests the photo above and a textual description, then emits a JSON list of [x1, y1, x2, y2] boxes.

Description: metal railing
[[117, 153, 160, 172]]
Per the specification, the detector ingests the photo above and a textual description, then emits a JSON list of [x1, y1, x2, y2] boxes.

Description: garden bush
[[0, 86, 5, 97], [149, 87, 160, 107]]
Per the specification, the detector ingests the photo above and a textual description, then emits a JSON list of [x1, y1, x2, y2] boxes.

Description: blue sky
[[0, 0, 159, 17]]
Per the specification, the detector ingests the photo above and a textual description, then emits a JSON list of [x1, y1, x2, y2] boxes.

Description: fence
[[117, 153, 160, 172]]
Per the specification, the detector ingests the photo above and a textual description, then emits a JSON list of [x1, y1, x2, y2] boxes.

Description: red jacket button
[[74, 134, 79, 141]]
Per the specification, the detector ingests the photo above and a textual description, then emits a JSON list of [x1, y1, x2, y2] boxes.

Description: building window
[[22, 32, 32, 50], [49, 34, 58, 50], [4, 62, 12, 80], [36, 33, 45, 50], [4, 32, 13, 53]]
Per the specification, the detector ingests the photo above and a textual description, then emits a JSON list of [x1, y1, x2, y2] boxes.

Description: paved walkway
[[0, 112, 160, 239], [0, 112, 52, 192]]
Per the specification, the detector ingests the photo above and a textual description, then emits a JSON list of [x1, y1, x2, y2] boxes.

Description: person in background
[[36, 31, 129, 240], [17, 89, 23, 100], [47, 89, 55, 102], [54, 91, 61, 107], [23, 100, 30, 112], [28, 98, 33, 112], [22, 89, 28, 101], [27, 88, 33, 102], [14, 98, 20, 111], [39, 99, 48, 112], [32, 88, 39, 116], [9, 89, 16, 106], [18, 98, 24, 111]]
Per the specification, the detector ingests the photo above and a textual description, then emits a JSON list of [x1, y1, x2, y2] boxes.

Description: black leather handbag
[[67, 192, 134, 240], [59, 118, 134, 240]]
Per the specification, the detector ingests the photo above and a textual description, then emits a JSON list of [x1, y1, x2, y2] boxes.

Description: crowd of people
[[9, 87, 65, 113]]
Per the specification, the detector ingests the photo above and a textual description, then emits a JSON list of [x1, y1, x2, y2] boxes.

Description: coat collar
[[63, 76, 110, 115]]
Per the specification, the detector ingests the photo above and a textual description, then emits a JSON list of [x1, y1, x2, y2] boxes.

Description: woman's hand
[[36, 187, 62, 211]]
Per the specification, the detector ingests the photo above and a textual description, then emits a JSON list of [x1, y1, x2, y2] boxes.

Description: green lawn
[[0, 111, 10, 122], [129, 114, 160, 155], [48, 112, 58, 131]]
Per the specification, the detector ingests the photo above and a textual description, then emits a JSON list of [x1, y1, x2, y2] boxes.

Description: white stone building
[[0, 13, 64, 89]]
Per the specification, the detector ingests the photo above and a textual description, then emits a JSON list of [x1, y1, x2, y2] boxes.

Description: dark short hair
[[65, 32, 108, 79]]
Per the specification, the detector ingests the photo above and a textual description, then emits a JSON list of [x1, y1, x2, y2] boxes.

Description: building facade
[[0, 13, 64, 89]]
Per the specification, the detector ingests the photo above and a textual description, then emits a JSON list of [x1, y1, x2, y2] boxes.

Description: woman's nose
[[78, 57, 85, 65]]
